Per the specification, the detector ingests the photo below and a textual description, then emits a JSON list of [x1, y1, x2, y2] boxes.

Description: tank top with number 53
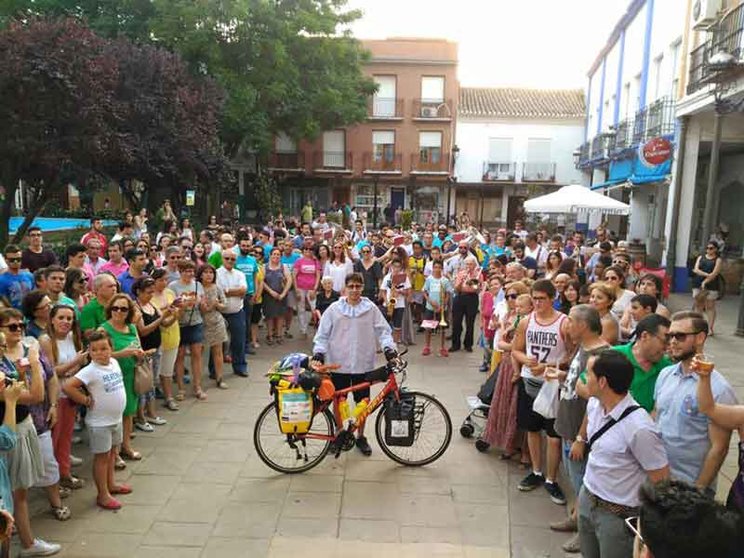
[[520, 311, 568, 382]]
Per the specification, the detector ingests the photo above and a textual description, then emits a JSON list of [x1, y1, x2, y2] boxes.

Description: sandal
[[97, 498, 122, 511], [59, 486, 71, 499], [266, 336, 274, 346], [146, 416, 167, 426], [115, 456, 127, 470], [110, 484, 132, 495], [165, 398, 179, 411], [60, 476, 85, 490], [175, 391, 185, 401], [120, 449, 142, 461], [194, 390, 208, 401], [51, 505, 71, 521], [216, 379, 229, 390]]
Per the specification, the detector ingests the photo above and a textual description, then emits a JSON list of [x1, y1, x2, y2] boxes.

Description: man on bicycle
[[312, 272, 397, 456]]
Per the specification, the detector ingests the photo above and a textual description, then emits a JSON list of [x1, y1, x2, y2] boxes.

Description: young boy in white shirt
[[63, 331, 129, 510]]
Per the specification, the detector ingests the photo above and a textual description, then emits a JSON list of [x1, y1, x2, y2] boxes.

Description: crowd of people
[[0, 199, 735, 557]]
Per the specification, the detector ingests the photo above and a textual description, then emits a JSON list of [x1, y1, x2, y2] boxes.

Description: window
[[669, 40, 681, 98], [373, 76, 397, 117], [372, 130, 395, 163], [651, 55, 663, 101], [486, 138, 513, 178], [275, 132, 296, 153], [421, 76, 444, 102], [623, 83, 631, 120], [419, 131, 442, 165], [633, 74, 641, 113], [322, 131, 345, 167]]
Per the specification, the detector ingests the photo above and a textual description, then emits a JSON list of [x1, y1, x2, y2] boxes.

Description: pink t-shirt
[[293, 257, 320, 291], [99, 260, 129, 277]]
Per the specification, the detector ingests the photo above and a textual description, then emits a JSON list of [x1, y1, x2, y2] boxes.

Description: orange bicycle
[[253, 351, 452, 474]]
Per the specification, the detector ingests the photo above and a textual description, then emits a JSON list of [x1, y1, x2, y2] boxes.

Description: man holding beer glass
[[653, 311, 736, 496]]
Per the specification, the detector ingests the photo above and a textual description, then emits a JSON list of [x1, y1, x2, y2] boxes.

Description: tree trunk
[[0, 180, 18, 249], [12, 185, 51, 244], [119, 178, 141, 210]]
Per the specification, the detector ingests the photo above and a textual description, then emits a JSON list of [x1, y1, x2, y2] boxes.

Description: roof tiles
[[459, 87, 585, 119]]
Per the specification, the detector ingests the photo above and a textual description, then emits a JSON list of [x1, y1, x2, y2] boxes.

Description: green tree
[[1, 0, 377, 158]]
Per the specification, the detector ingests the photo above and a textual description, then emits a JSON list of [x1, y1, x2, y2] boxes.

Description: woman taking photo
[[22, 290, 51, 340], [589, 282, 619, 345], [196, 265, 229, 389], [603, 265, 635, 321], [151, 269, 181, 410], [692, 241, 723, 335], [40, 304, 87, 490], [169, 260, 207, 401], [262, 248, 292, 345], [0, 309, 61, 556], [100, 294, 147, 460], [132, 277, 174, 430]]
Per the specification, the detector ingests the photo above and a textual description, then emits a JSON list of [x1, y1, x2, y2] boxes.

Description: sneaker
[[550, 516, 577, 532], [19, 538, 61, 557], [69, 455, 83, 467], [422, 346, 431, 356], [355, 436, 372, 456], [545, 481, 567, 505], [478, 363, 489, 372], [146, 416, 167, 426], [562, 532, 581, 554], [518, 472, 545, 492], [135, 421, 154, 433]]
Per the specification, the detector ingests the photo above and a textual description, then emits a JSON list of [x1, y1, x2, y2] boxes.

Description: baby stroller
[[459, 369, 498, 439]]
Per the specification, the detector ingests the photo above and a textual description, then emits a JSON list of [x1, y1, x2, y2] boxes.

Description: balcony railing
[[412, 98, 453, 119], [632, 107, 648, 144], [268, 151, 305, 170], [645, 96, 675, 138], [578, 141, 591, 167], [482, 161, 516, 182], [522, 162, 556, 182], [312, 151, 353, 171], [610, 118, 633, 154], [591, 134, 612, 160], [687, 3, 744, 94], [410, 153, 450, 174], [362, 152, 402, 173], [368, 97, 404, 119]]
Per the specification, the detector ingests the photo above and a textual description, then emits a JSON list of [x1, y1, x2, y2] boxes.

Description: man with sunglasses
[[653, 311, 736, 497], [0, 244, 34, 309], [217, 250, 249, 377]]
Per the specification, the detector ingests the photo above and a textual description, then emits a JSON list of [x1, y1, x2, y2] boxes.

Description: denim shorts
[[179, 324, 204, 346]]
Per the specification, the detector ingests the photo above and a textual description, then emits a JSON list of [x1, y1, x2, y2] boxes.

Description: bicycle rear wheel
[[253, 402, 334, 474], [374, 391, 452, 466]]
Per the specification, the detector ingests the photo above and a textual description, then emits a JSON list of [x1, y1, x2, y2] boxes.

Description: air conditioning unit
[[421, 106, 438, 118], [693, 0, 721, 30]]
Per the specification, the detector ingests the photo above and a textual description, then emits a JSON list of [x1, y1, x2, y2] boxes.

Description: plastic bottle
[[339, 400, 351, 422], [352, 398, 370, 420]]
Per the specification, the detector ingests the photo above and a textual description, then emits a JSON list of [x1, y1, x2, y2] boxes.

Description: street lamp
[[447, 144, 460, 226]]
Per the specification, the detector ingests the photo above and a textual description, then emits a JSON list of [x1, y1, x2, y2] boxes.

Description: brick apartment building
[[271, 37, 459, 225]]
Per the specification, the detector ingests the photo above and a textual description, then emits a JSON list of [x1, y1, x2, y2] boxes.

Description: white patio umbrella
[[523, 184, 630, 216]]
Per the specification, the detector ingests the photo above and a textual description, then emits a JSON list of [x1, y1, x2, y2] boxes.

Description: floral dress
[[202, 284, 228, 346]]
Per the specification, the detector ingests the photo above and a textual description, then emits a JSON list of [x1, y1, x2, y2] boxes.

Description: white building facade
[[577, 0, 685, 264], [456, 88, 585, 228]]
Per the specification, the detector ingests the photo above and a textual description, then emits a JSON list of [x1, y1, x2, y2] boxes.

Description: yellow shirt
[[255, 264, 265, 304], [154, 289, 180, 350], [409, 256, 426, 291]]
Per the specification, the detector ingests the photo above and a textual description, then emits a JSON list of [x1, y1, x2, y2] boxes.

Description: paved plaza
[[20, 294, 744, 557]]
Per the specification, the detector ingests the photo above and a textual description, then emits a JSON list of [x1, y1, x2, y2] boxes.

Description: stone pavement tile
[[268, 535, 339, 557], [275, 516, 339, 538], [455, 503, 509, 547], [289, 473, 343, 493], [212, 501, 282, 538], [63, 533, 144, 557], [120, 474, 181, 505], [184, 403, 235, 420], [451, 483, 508, 504], [24, 517, 88, 543], [201, 537, 271, 558], [462, 546, 510, 558], [170, 417, 222, 436], [195, 439, 251, 463], [135, 432, 207, 450], [400, 525, 463, 545], [213, 421, 253, 440], [143, 521, 211, 547], [282, 491, 342, 518], [508, 489, 568, 526], [397, 542, 466, 558], [510, 524, 572, 558], [340, 481, 401, 520], [184, 461, 243, 485], [158, 498, 225, 524], [397, 476, 452, 495], [396, 493, 459, 527], [343, 457, 406, 482], [135, 546, 202, 558], [84, 504, 163, 534], [171, 482, 234, 503], [230, 476, 290, 502], [135, 448, 201, 476], [338, 518, 401, 543]]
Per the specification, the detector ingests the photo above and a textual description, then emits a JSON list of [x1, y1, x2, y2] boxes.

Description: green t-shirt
[[208, 251, 223, 269], [80, 298, 106, 334], [579, 343, 672, 412]]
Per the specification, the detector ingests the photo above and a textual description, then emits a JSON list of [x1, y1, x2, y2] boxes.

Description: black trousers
[[451, 293, 478, 350]]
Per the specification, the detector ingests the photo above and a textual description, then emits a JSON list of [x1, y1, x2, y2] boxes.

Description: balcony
[[368, 97, 404, 120], [687, 3, 744, 94], [410, 153, 450, 175], [590, 134, 612, 161], [482, 162, 516, 182], [362, 152, 402, 174], [312, 151, 353, 173], [632, 106, 648, 144], [610, 118, 633, 155], [645, 96, 675, 138], [522, 162, 556, 182], [577, 141, 591, 167], [412, 99, 453, 120], [267, 151, 305, 172]]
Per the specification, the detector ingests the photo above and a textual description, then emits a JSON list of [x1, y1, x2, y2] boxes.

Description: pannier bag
[[383, 392, 417, 447], [276, 387, 314, 434]]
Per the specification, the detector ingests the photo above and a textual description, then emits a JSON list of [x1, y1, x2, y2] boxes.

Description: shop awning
[[524, 184, 630, 215], [590, 178, 626, 191]]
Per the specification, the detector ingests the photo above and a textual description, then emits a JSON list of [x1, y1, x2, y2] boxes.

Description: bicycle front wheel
[[374, 391, 452, 466], [253, 402, 334, 474]]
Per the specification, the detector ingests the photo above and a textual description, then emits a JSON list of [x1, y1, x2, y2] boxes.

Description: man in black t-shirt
[[353, 245, 383, 303], [512, 241, 538, 278], [21, 226, 57, 273]]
